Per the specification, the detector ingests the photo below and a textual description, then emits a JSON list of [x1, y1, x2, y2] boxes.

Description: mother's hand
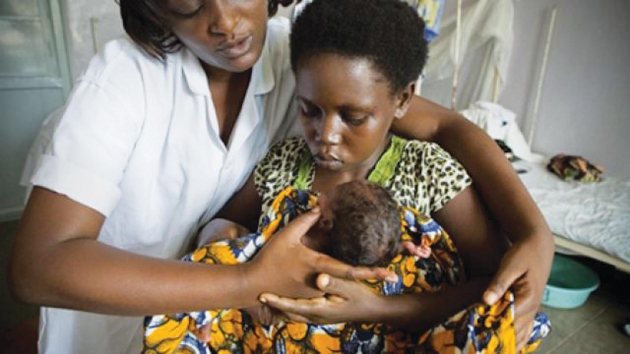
[[259, 273, 385, 324], [483, 238, 553, 350]]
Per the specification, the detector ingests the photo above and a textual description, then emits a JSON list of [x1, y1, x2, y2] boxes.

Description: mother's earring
[[395, 109, 405, 118]]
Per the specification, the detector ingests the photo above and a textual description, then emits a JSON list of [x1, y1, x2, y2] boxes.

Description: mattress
[[514, 160, 630, 263]]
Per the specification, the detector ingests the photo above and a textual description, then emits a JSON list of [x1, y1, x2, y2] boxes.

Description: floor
[[1, 219, 629, 353]]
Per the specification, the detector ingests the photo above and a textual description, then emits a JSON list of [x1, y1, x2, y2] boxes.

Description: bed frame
[[554, 236, 630, 274]]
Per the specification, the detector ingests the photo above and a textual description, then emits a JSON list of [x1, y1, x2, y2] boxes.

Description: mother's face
[[296, 53, 408, 173], [164, 0, 268, 73]]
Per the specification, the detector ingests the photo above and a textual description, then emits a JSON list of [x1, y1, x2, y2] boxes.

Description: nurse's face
[[296, 53, 412, 173], [164, 0, 268, 73]]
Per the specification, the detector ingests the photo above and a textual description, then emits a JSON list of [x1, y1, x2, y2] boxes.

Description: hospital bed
[[427, 0, 630, 274]]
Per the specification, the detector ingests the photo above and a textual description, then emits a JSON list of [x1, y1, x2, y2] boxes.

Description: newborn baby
[[144, 181, 449, 353]]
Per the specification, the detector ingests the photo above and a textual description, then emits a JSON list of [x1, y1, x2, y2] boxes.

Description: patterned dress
[[143, 135, 550, 353]]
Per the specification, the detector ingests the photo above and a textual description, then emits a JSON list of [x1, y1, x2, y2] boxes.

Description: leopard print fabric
[[253, 135, 472, 219]]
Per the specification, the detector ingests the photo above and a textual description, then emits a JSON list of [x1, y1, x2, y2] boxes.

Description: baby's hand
[[402, 240, 432, 258], [196, 219, 251, 247], [190, 323, 212, 343]]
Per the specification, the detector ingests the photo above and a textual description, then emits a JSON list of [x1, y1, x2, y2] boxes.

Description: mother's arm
[[211, 175, 263, 235], [392, 96, 551, 248], [391, 96, 554, 347]]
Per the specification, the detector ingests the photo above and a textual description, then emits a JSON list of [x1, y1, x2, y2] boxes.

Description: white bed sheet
[[514, 160, 630, 263]]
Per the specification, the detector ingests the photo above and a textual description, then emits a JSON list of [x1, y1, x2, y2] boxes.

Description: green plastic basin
[[542, 254, 600, 309]]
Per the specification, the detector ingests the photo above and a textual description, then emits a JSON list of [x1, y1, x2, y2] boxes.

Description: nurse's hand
[[196, 218, 251, 247], [245, 209, 397, 300], [259, 273, 383, 324]]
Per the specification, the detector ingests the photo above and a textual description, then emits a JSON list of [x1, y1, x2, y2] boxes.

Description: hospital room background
[[1, 0, 629, 352]]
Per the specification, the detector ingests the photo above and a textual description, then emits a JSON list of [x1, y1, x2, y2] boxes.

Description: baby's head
[[309, 181, 402, 267], [290, 0, 428, 173]]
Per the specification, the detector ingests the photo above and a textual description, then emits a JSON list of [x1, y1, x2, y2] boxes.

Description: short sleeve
[[420, 143, 472, 213], [29, 79, 144, 216], [254, 137, 304, 212]]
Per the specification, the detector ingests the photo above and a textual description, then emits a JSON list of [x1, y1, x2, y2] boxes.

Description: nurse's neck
[[202, 62, 252, 85], [202, 63, 253, 146]]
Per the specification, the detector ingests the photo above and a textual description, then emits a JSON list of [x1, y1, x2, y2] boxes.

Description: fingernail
[[484, 291, 499, 305], [310, 206, 320, 214], [386, 274, 398, 283], [261, 293, 278, 302], [319, 274, 330, 288]]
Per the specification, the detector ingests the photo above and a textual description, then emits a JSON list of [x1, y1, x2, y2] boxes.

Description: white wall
[[423, 0, 630, 179], [502, 0, 630, 179], [61, 0, 120, 80]]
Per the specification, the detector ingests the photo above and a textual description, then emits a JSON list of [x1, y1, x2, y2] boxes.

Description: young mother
[[8, 0, 552, 353]]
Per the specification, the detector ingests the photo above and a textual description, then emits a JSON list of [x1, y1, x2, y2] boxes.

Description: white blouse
[[25, 18, 298, 354]]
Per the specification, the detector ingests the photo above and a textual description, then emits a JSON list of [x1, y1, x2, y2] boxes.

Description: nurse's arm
[[7, 186, 321, 315], [8, 186, 389, 316], [7, 187, 265, 315]]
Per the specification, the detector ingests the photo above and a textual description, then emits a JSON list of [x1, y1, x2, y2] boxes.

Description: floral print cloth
[[143, 186, 549, 353]]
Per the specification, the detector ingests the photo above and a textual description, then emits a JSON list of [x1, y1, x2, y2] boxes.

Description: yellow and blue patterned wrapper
[[143, 187, 549, 353]]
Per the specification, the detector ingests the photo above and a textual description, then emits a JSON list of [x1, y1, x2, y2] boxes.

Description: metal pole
[[528, 6, 558, 147]]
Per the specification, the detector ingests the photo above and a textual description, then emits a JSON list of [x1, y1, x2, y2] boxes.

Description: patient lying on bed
[[143, 181, 548, 353]]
